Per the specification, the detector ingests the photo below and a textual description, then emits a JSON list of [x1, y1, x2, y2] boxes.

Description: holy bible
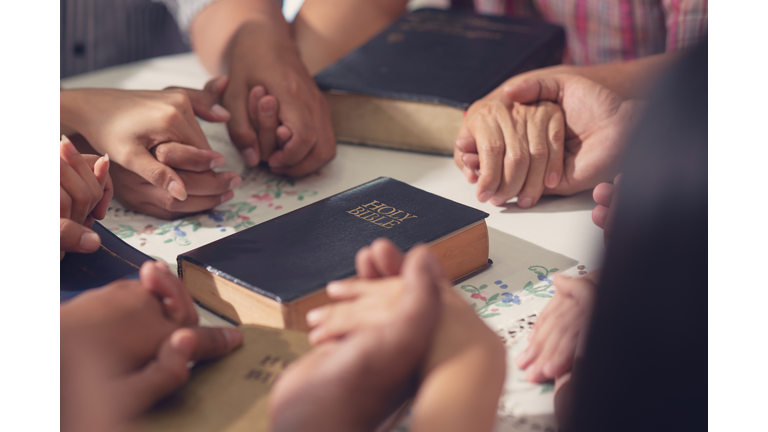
[[178, 177, 490, 330], [314, 8, 565, 155], [133, 325, 310, 432]]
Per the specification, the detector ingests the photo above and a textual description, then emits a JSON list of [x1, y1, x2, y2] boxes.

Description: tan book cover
[[133, 325, 310, 432]]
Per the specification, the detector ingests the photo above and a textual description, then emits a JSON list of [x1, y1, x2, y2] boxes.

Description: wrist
[[60, 89, 86, 137]]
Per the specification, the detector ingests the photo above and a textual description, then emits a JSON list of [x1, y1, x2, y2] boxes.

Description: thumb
[[167, 76, 231, 123], [91, 154, 113, 220], [503, 76, 564, 105], [123, 150, 187, 201], [60, 218, 101, 254]]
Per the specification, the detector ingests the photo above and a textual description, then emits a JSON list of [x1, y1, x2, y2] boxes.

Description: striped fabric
[[60, 0, 190, 78], [472, 0, 707, 65]]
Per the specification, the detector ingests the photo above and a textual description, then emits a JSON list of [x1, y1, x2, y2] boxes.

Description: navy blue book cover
[[179, 177, 488, 303], [60, 221, 154, 301], [314, 8, 565, 109]]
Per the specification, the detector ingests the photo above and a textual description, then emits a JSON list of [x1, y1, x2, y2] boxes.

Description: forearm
[[189, 0, 294, 74], [410, 343, 505, 432], [60, 89, 88, 138], [293, 0, 408, 75]]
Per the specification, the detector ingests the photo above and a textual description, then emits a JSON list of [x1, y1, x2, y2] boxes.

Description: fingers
[[503, 76, 563, 105], [60, 158, 94, 224], [60, 218, 101, 254], [592, 182, 615, 207], [153, 143, 227, 172], [473, 116, 506, 203], [591, 204, 609, 230], [223, 80, 260, 166], [91, 154, 113, 221], [140, 261, 197, 326], [306, 300, 358, 345], [269, 138, 336, 178], [489, 105, 529, 206], [122, 149, 188, 201], [276, 125, 293, 145], [183, 76, 231, 123], [355, 238, 404, 279], [177, 169, 241, 196], [189, 326, 243, 361], [515, 103, 551, 208], [544, 106, 565, 189], [141, 183, 234, 216], [248, 86, 280, 162]]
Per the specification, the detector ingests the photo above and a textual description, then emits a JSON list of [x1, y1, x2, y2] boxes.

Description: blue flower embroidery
[[208, 212, 226, 222], [537, 274, 552, 283], [173, 226, 186, 237], [500, 293, 521, 304]]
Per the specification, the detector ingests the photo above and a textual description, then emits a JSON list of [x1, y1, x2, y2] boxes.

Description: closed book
[[133, 325, 310, 432], [60, 221, 154, 302], [314, 8, 565, 155], [178, 177, 490, 330]]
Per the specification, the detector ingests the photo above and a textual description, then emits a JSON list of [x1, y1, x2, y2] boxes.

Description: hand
[[60, 77, 234, 202], [61, 261, 243, 426], [503, 74, 645, 196], [515, 273, 597, 383], [455, 97, 565, 208], [222, 21, 336, 177], [592, 174, 622, 246], [60, 136, 112, 259]]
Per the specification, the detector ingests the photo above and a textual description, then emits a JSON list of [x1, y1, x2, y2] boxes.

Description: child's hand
[[60, 77, 237, 203], [60, 136, 112, 259], [516, 273, 597, 383], [454, 97, 565, 209]]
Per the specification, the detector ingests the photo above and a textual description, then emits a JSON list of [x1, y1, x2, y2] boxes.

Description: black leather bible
[[178, 177, 490, 330], [314, 8, 565, 155], [60, 221, 154, 302]]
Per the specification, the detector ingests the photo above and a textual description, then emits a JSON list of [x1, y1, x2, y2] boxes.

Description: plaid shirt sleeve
[[662, 0, 708, 52]]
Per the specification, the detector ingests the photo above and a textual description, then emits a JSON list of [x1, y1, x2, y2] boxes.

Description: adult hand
[[222, 21, 336, 177], [502, 74, 645, 196], [60, 136, 112, 259], [455, 98, 565, 208], [592, 174, 622, 246], [60, 77, 234, 202]]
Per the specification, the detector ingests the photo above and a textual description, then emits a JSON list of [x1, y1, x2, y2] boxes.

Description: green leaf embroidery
[[480, 313, 500, 319], [524, 281, 533, 290], [163, 239, 173, 244], [549, 268, 559, 273], [487, 293, 499, 304], [478, 284, 488, 290]]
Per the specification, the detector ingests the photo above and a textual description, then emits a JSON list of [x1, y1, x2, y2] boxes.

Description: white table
[[61, 53, 605, 432]]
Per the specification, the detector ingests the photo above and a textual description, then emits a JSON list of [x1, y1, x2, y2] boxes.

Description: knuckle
[[145, 165, 169, 188], [160, 194, 177, 211], [529, 147, 548, 162], [486, 141, 505, 158], [506, 153, 529, 171], [153, 145, 173, 164]]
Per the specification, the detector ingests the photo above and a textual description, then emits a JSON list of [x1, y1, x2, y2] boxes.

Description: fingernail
[[79, 232, 100, 250], [102, 153, 110, 167], [211, 104, 230, 118], [546, 172, 559, 188], [306, 308, 325, 326], [154, 260, 170, 273], [229, 176, 242, 190], [60, 134, 71, 144], [543, 361, 555, 377], [210, 156, 226, 169], [516, 350, 529, 367], [326, 281, 343, 295], [222, 328, 243, 348], [171, 332, 195, 356], [63, 140, 79, 156], [221, 190, 235, 203], [490, 197, 507, 206], [478, 191, 493, 202], [260, 98, 276, 115], [168, 181, 187, 201], [241, 148, 259, 166], [518, 197, 533, 208]]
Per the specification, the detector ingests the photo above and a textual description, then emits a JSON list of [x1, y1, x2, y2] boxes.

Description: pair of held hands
[[63, 72, 334, 220], [455, 72, 644, 208], [61, 260, 242, 431]]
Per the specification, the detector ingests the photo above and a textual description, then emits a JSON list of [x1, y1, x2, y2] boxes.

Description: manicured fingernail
[[478, 191, 493, 202], [210, 156, 226, 169], [260, 98, 276, 115], [168, 181, 187, 201], [546, 172, 559, 188], [102, 153, 110, 167], [490, 197, 507, 206], [229, 176, 242, 190], [211, 104, 230, 118], [222, 328, 243, 348], [79, 232, 100, 250], [61, 134, 71, 143], [518, 197, 533, 208], [306, 308, 325, 326], [63, 140, 79, 156], [221, 190, 234, 203], [171, 332, 195, 356], [241, 148, 259, 166]]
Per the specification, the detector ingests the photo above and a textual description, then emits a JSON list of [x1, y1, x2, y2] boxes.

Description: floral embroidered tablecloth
[[99, 121, 591, 432]]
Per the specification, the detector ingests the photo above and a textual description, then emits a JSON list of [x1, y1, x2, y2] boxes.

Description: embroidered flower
[[248, 192, 274, 204], [137, 224, 157, 235], [173, 226, 186, 237], [237, 215, 251, 221], [208, 212, 226, 222], [501, 293, 520, 304], [537, 274, 552, 283], [470, 293, 487, 301]]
